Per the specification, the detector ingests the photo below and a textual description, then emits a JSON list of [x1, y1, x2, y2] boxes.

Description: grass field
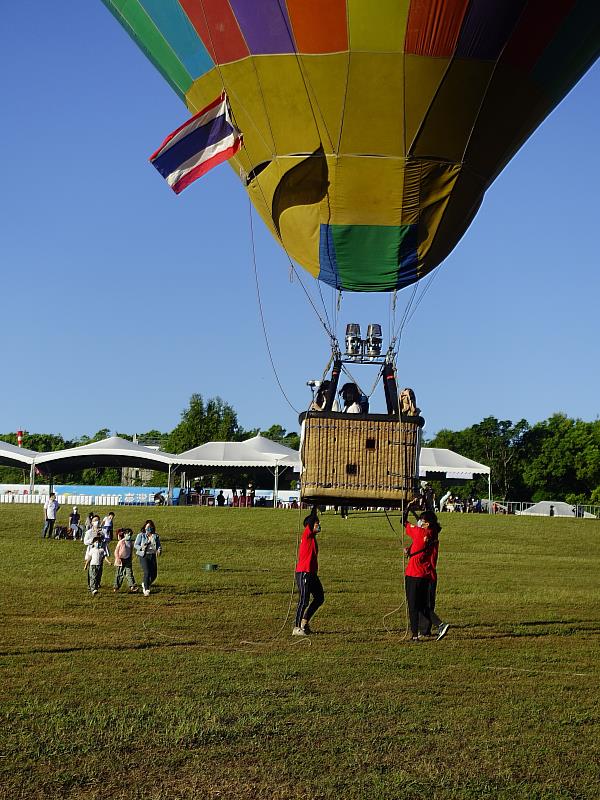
[[0, 506, 598, 800]]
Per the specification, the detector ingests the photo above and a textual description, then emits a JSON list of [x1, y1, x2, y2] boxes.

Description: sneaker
[[409, 636, 420, 643], [143, 588, 151, 596], [91, 589, 98, 596], [301, 623, 312, 635], [129, 586, 139, 593], [436, 623, 450, 641], [292, 626, 307, 636]]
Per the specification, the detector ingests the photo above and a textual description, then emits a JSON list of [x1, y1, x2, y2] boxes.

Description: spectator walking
[[134, 520, 162, 596], [84, 535, 111, 595], [113, 529, 138, 593], [101, 512, 115, 553], [84, 515, 102, 545]]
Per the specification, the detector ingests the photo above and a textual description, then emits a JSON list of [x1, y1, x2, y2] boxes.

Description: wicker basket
[[300, 411, 423, 507]]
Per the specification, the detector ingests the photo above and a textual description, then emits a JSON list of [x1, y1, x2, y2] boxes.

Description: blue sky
[[2, 2, 599, 443]]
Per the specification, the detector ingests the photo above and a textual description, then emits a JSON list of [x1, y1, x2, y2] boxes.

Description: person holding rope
[[292, 509, 324, 637], [403, 499, 447, 642], [417, 511, 450, 641]]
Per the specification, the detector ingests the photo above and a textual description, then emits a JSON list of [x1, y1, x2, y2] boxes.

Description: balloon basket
[[299, 411, 423, 508]]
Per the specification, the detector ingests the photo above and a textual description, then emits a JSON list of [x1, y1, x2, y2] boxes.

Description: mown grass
[[0, 507, 598, 800]]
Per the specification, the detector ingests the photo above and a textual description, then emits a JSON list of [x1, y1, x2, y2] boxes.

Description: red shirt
[[404, 523, 433, 579], [295, 525, 318, 573]]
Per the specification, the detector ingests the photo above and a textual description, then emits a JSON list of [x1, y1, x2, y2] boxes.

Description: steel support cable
[[249, 200, 300, 415]]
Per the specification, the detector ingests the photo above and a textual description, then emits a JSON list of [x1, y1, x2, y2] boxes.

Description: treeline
[[0, 394, 299, 486], [3, 399, 598, 504], [427, 414, 600, 505]]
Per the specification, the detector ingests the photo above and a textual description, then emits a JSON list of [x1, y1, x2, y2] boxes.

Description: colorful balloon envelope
[[102, 1, 600, 292]]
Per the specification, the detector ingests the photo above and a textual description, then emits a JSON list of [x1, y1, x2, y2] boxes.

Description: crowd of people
[[41, 496, 162, 597], [40, 489, 450, 642], [440, 493, 484, 513]]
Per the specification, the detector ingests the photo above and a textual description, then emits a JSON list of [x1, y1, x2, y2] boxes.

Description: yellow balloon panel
[[339, 52, 405, 158], [347, 0, 410, 52]]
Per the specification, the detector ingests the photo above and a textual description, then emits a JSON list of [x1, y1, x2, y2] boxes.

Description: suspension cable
[[249, 199, 299, 414]]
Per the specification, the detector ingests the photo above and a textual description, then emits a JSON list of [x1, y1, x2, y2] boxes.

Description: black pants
[[41, 519, 55, 539], [295, 572, 324, 627], [139, 554, 158, 588], [419, 580, 442, 634], [405, 576, 431, 637]]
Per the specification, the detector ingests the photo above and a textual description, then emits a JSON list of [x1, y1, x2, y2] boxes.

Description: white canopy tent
[[175, 435, 301, 505], [0, 440, 37, 469], [517, 501, 595, 518], [34, 436, 177, 493], [419, 447, 491, 507], [0, 441, 38, 490], [177, 435, 300, 468]]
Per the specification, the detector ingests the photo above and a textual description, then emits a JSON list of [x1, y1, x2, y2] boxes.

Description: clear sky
[[2, 2, 599, 443]]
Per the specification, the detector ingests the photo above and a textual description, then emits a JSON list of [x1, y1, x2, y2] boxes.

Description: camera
[[306, 380, 322, 388]]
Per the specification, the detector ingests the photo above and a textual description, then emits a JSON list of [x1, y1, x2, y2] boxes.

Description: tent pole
[[274, 465, 279, 508], [29, 463, 35, 494], [488, 472, 492, 514], [167, 464, 172, 505]]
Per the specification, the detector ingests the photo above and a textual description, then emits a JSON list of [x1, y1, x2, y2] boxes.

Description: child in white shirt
[[84, 535, 111, 595]]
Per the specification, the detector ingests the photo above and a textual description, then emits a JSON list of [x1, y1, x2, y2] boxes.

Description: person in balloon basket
[[134, 520, 162, 596], [403, 500, 449, 642], [293, 510, 324, 636], [84, 534, 112, 596]]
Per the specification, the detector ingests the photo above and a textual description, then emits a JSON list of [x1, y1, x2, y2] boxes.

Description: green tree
[[522, 414, 600, 501], [165, 394, 240, 454], [428, 417, 530, 500], [75, 428, 111, 446], [260, 424, 300, 451]]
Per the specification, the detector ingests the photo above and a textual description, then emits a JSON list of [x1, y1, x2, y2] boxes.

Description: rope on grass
[[382, 505, 411, 640]]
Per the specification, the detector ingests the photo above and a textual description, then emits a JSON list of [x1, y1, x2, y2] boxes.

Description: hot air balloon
[[100, 1, 599, 507], [101, 0, 599, 292]]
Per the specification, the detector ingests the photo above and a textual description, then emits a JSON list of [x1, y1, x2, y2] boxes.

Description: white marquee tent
[[419, 447, 491, 506], [32, 437, 176, 495], [176, 435, 300, 469], [517, 500, 595, 518], [1, 437, 490, 507], [0, 441, 37, 469], [34, 436, 175, 475], [176, 435, 300, 503]]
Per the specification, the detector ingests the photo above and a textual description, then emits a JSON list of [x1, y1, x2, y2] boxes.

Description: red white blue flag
[[149, 93, 242, 194]]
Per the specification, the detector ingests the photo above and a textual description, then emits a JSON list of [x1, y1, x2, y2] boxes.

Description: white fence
[[0, 493, 157, 507], [486, 499, 600, 519]]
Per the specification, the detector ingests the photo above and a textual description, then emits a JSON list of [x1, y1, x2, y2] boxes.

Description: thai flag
[[149, 93, 242, 194]]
